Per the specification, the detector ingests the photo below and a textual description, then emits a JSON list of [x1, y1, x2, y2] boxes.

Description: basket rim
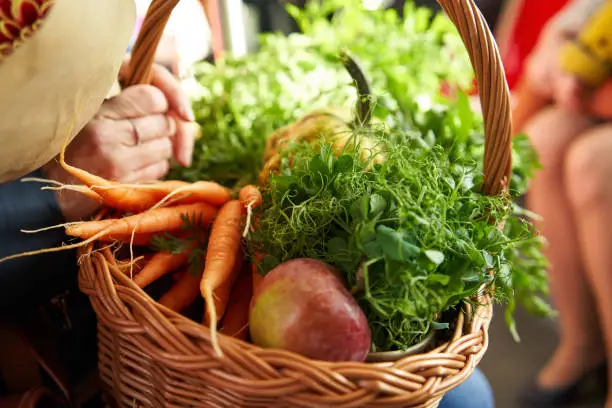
[[80, 246, 493, 366]]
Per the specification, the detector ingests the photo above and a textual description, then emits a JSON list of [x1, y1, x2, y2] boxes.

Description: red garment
[[503, 0, 569, 90]]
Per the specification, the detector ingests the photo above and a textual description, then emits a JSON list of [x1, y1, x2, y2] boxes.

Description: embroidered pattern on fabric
[[0, 0, 55, 61]]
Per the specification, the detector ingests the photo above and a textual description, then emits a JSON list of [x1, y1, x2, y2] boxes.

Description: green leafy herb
[[151, 213, 208, 274], [169, 0, 473, 188]]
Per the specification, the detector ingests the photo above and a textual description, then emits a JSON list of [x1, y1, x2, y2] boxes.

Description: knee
[[564, 128, 612, 209], [523, 107, 592, 172]]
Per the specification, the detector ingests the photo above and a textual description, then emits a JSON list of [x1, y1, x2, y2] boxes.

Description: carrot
[[203, 250, 243, 326], [65, 203, 217, 240], [252, 263, 264, 295], [250, 251, 266, 294], [133, 250, 190, 288], [219, 264, 253, 340], [97, 232, 160, 246], [59, 130, 231, 212], [172, 269, 186, 282], [238, 185, 262, 209], [91, 180, 232, 211], [238, 185, 262, 237], [158, 267, 205, 313], [37, 183, 103, 202], [58, 140, 162, 211], [200, 200, 244, 357], [96, 229, 184, 246]]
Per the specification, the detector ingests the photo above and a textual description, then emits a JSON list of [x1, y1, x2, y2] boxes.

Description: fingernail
[[182, 100, 195, 121], [182, 151, 192, 167]]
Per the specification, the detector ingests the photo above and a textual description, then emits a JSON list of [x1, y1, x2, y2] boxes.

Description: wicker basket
[[78, 0, 513, 406]]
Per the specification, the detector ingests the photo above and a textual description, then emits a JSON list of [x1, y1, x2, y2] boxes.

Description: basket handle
[[437, 0, 513, 196], [123, 0, 180, 87]]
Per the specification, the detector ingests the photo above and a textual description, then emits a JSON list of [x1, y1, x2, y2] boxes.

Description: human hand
[[523, 20, 588, 112], [43, 63, 198, 221]]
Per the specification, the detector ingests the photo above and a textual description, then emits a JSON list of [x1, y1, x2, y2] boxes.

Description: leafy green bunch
[[249, 121, 548, 351], [169, 0, 475, 187], [249, 134, 484, 349]]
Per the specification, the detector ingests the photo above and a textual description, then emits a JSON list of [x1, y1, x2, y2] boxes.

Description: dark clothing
[[0, 170, 77, 315], [0, 170, 97, 395]]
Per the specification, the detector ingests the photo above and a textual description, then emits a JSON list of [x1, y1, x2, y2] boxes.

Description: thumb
[[99, 85, 170, 120]]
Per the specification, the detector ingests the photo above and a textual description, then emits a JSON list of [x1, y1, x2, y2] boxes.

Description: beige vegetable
[[259, 51, 385, 185], [0, 0, 136, 182]]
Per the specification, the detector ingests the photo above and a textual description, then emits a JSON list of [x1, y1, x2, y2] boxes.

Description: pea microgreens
[[249, 123, 550, 351]]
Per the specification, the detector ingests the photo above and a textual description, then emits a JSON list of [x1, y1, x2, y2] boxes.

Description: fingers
[[149, 64, 195, 122], [100, 85, 169, 119], [117, 61, 194, 121], [124, 137, 174, 167], [121, 114, 177, 146], [170, 116, 198, 166]]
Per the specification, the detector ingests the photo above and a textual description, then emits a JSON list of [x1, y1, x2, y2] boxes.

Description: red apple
[[249, 258, 371, 362]]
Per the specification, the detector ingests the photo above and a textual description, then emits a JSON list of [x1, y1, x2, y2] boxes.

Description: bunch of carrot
[[0, 142, 264, 357]]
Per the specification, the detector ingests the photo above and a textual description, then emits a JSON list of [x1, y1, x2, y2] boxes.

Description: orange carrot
[[251, 251, 266, 295], [200, 200, 244, 356], [203, 251, 243, 326], [158, 267, 205, 313], [238, 185, 262, 209], [252, 262, 264, 295], [149, 180, 231, 207], [238, 185, 262, 237], [59, 143, 161, 212], [59, 138, 230, 212], [65, 203, 217, 240], [97, 229, 184, 246], [97, 232, 159, 246], [133, 250, 190, 288], [219, 264, 253, 340], [90, 180, 232, 211], [172, 269, 186, 282]]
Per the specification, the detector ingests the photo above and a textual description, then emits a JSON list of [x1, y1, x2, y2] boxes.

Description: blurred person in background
[[505, 0, 612, 406]]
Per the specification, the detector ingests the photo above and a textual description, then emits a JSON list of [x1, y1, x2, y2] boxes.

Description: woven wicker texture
[[78, 0, 512, 406]]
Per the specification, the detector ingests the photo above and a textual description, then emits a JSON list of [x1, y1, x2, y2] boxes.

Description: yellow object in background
[[559, 0, 612, 87]]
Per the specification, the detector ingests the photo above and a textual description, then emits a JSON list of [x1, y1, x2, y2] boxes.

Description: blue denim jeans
[[438, 369, 494, 408]]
